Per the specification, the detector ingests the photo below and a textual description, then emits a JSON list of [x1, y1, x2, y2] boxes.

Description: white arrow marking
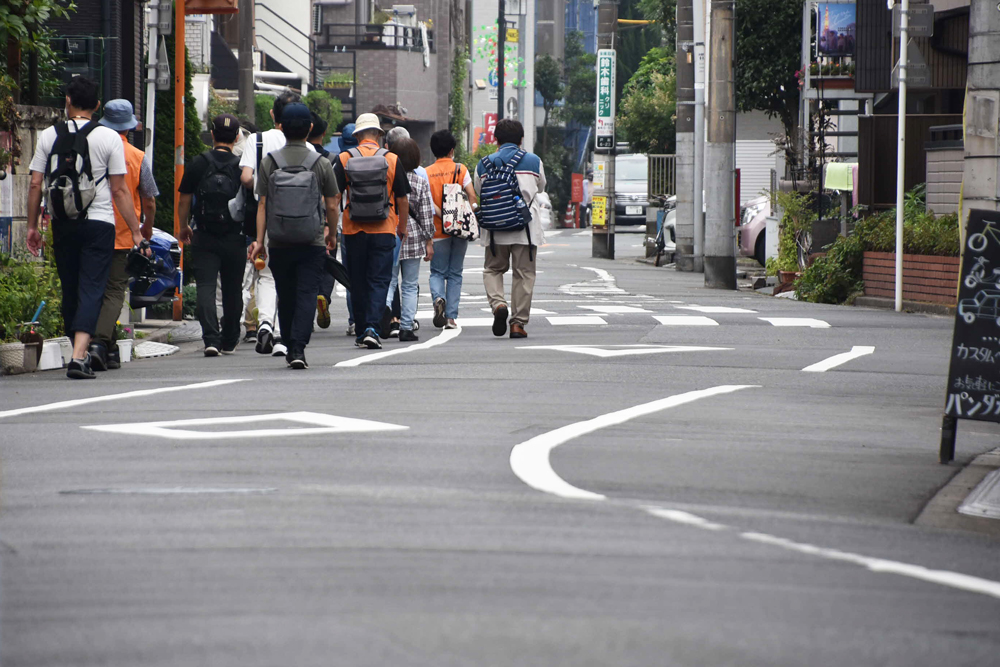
[[760, 317, 831, 328], [83, 411, 408, 440], [509, 385, 757, 500], [559, 267, 625, 294], [336, 328, 461, 367], [802, 346, 876, 372], [518, 344, 731, 358]]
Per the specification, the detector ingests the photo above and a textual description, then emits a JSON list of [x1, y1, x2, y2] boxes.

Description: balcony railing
[[317, 23, 434, 52]]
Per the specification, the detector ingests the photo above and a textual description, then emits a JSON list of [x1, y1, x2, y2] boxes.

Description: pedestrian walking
[[239, 92, 315, 358], [91, 99, 157, 370], [335, 123, 358, 337], [309, 111, 334, 330], [474, 119, 546, 339], [177, 113, 245, 357], [390, 138, 435, 341], [248, 103, 341, 369], [333, 113, 410, 350], [26, 76, 147, 379], [426, 130, 477, 329]]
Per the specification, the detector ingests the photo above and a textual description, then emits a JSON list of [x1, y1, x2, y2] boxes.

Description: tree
[[560, 31, 597, 128], [0, 0, 76, 103], [449, 46, 469, 159], [617, 48, 676, 154], [735, 0, 802, 145], [534, 53, 563, 156], [304, 89, 343, 139]]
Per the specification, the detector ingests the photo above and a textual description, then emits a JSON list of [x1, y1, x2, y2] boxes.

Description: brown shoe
[[510, 323, 527, 338], [492, 304, 509, 337]]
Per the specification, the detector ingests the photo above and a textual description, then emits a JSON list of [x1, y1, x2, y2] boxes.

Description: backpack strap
[[255, 132, 263, 171], [452, 164, 460, 184], [272, 151, 289, 170], [72, 119, 100, 181], [300, 151, 321, 170], [347, 147, 362, 160]]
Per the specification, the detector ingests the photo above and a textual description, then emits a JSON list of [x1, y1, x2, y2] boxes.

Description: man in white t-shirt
[[26, 76, 146, 380], [237, 92, 316, 358]]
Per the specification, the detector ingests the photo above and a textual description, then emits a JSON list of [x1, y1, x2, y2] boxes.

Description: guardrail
[[648, 154, 676, 198], [317, 23, 434, 52]]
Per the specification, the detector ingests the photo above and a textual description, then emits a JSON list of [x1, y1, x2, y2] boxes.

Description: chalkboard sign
[[941, 208, 1000, 462]]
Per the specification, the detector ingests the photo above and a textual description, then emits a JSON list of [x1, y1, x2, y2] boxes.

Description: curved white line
[[509, 385, 758, 500], [335, 327, 462, 368]]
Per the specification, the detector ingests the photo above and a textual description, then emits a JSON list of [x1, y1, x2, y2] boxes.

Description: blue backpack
[[476, 149, 535, 257]]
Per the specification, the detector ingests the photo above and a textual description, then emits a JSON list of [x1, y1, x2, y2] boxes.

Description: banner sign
[[595, 49, 616, 149]]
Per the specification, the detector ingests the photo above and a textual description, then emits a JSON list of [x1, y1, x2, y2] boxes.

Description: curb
[[853, 296, 955, 316], [915, 448, 1000, 539]]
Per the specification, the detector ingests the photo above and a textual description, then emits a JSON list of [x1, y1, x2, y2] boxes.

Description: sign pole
[[593, 1, 617, 259], [894, 0, 908, 312], [497, 0, 504, 120], [173, 0, 185, 321]]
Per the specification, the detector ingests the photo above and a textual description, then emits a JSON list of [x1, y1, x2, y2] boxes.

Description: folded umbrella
[[324, 253, 351, 291]]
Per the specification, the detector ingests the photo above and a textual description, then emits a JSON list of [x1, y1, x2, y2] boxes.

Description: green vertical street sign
[[596, 48, 616, 150]]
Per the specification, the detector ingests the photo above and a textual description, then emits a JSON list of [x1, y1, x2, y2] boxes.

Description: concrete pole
[[692, 0, 706, 272], [173, 0, 186, 321], [894, 0, 908, 312], [144, 3, 159, 162], [593, 0, 618, 260], [704, 0, 736, 289], [962, 0, 1000, 216], [497, 0, 505, 120], [675, 0, 695, 272], [238, 0, 255, 122]]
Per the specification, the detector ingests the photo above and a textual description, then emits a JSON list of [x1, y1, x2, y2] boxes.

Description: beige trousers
[[483, 244, 536, 325]]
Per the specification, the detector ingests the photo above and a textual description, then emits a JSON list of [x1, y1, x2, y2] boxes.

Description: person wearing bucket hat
[[332, 112, 410, 349], [91, 99, 159, 370]]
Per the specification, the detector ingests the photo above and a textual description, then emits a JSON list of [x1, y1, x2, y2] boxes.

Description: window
[[312, 4, 322, 34]]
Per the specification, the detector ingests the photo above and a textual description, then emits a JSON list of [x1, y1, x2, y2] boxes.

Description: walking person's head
[[65, 76, 100, 116], [270, 91, 301, 127], [278, 103, 313, 142], [385, 126, 410, 152], [352, 113, 385, 145], [391, 137, 420, 173], [340, 123, 358, 150], [308, 111, 328, 146], [98, 99, 138, 136], [494, 119, 524, 147], [430, 130, 457, 159], [210, 113, 240, 148]]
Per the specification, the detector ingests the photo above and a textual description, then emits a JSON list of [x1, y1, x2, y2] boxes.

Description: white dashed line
[[546, 315, 607, 326], [676, 305, 757, 314], [802, 346, 875, 372], [653, 315, 720, 326], [578, 305, 652, 314], [760, 317, 831, 328]]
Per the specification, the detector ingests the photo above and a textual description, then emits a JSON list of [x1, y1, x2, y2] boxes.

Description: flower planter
[[777, 270, 801, 284], [813, 77, 855, 90], [117, 339, 134, 363], [0, 342, 25, 374], [862, 252, 960, 305]]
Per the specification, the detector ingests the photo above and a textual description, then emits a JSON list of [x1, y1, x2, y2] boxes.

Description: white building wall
[[257, 0, 314, 85]]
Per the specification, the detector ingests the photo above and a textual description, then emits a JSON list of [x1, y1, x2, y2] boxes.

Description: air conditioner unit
[[390, 5, 417, 26]]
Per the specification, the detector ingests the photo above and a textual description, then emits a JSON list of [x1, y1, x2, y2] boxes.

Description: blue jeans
[[398, 258, 421, 330], [343, 231, 397, 338], [386, 235, 403, 308], [429, 237, 468, 320]]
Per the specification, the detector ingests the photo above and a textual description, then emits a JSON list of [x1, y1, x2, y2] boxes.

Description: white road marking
[[573, 230, 590, 236], [547, 315, 607, 325], [482, 307, 557, 315], [518, 344, 731, 358], [509, 385, 757, 500], [644, 507, 727, 531], [83, 411, 408, 441], [559, 267, 626, 295], [676, 305, 757, 314], [335, 328, 461, 367], [578, 305, 652, 314], [452, 317, 496, 327], [60, 487, 278, 495], [538, 251, 555, 255], [545, 230, 565, 237], [653, 315, 720, 326], [802, 346, 875, 372], [0, 379, 246, 420], [761, 317, 831, 328]]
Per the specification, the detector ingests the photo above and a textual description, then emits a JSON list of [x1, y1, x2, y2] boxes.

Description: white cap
[[353, 113, 384, 135]]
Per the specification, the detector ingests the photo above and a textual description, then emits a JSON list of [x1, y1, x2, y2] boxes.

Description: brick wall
[[355, 50, 398, 115]]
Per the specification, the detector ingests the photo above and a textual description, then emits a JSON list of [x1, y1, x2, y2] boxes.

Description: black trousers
[[51, 219, 115, 337], [269, 245, 325, 352], [192, 230, 246, 349]]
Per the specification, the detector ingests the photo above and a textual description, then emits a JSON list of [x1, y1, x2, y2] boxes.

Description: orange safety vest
[[111, 133, 144, 250], [339, 140, 400, 236]]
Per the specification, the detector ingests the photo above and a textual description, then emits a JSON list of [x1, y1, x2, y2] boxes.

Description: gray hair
[[385, 126, 410, 151]]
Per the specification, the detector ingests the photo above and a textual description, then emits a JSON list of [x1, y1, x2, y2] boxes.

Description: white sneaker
[[346, 323, 356, 336], [272, 341, 288, 358], [204, 346, 220, 357]]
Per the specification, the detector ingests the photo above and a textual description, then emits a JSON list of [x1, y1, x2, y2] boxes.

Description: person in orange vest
[[92, 99, 157, 369]]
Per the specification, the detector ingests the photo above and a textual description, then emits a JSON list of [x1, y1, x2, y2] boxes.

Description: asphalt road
[[2, 230, 999, 666]]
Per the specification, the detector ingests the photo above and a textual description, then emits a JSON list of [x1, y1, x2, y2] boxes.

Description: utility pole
[[592, 0, 618, 259], [497, 0, 505, 120], [173, 0, 186, 320], [961, 0, 999, 215], [675, 0, 695, 272], [238, 0, 255, 121], [703, 0, 736, 289], [692, 0, 706, 273], [893, 0, 908, 311]]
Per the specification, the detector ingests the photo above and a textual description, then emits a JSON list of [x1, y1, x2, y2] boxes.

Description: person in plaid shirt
[[392, 137, 435, 341]]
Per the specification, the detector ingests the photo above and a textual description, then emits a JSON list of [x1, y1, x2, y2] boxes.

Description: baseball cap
[[280, 103, 311, 125], [212, 113, 240, 142]]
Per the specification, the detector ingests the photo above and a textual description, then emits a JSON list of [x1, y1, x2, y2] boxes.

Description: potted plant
[[115, 320, 135, 363]]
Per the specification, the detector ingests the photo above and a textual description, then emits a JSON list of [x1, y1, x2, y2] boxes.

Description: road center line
[[335, 327, 462, 368], [509, 385, 758, 500], [802, 346, 875, 372], [0, 379, 247, 420]]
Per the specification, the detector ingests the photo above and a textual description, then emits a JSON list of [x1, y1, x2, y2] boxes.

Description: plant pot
[[39, 340, 65, 370], [0, 342, 25, 374], [117, 339, 134, 363], [778, 270, 801, 284], [52, 336, 73, 365]]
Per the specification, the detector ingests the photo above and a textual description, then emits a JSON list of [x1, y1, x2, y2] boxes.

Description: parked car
[[614, 153, 648, 226], [958, 290, 1000, 325], [738, 194, 769, 266]]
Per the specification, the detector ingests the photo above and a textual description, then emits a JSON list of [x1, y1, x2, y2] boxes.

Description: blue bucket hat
[[341, 123, 358, 149], [99, 99, 138, 132]]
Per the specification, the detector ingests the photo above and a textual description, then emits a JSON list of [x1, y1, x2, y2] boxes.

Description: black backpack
[[44, 120, 104, 221], [194, 151, 240, 232]]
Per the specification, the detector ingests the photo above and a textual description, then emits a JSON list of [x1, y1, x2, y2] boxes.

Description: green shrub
[[0, 253, 63, 342], [303, 90, 343, 139], [255, 95, 276, 132], [794, 233, 864, 304]]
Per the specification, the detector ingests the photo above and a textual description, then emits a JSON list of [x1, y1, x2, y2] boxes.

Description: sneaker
[[316, 295, 331, 329], [243, 329, 257, 344], [255, 326, 274, 355], [398, 329, 418, 342], [88, 342, 108, 372], [221, 345, 237, 355], [413, 319, 420, 331], [289, 349, 308, 369], [388, 321, 400, 338], [66, 354, 96, 380], [362, 328, 382, 349], [106, 348, 121, 370], [346, 323, 356, 336], [272, 341, 288, 358], [445, 319, 458, 330], [432, 297, 447, 328], [204, 345, 220, 357], [492, 304, 509, 337], [379, 307, 393, 340]]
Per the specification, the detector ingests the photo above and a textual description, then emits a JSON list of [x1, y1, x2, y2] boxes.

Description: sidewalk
[[135, 319, 204, 345]]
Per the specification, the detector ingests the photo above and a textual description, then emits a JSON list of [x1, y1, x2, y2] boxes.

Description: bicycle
[[968, 220, 1000, 253]]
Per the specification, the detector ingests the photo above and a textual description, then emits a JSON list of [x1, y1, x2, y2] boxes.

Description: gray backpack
[[343, 147, 391, 223], [265, 150, 324, 244]]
